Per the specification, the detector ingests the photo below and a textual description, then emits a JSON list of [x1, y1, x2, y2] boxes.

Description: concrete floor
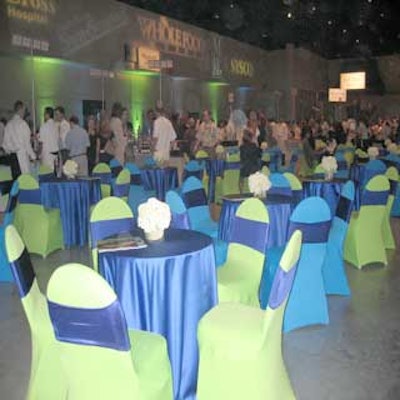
[[1, 222, 399, 400]]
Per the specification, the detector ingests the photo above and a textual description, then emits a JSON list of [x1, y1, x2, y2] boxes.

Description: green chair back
[[195, 150, 209, 159], [18, 173, 39, 190], [47, 263, 139, 399], [38, 164, 54, 175], [93, 163, 112, 198], [227, 153, 240, 162], [282, 172, 302, 190]]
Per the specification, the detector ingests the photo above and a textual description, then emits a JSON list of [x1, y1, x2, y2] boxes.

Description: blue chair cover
[[182, 160, 205, 181], [144, 156, 156, 167], [263, 147, 282, 172], [181, 177, 218, 238], [334, 153, 349, 179], [0, 181, 19, 282], [128, 185, 150, 217], [109, 158, 123, 177], [322, 181, 355, 296], [363, 160, 387, 186], [269, 173, 292, 197], [113, 183, 130, 198], [260, 197, 331, 332]]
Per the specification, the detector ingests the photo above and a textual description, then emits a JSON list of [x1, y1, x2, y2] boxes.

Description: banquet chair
[[109, 157, 123, 177], [322, 181, 355, 296], [382, 167, 398, 249], [343, 146, 355, 167], [0, 181, 19, 282], [261, 197, 331, 331], [314, 163, 325, 175], [166, 190, 227, 266], [217, 198, 269, 306], [197, 230, 302, 400], [182, 160, 205, 181], [269, 173, 292, 197], [261, 165, 270, 176], [195, 150, 209, 160], [279, 151, 299, 174], [47, 263, 173, 400], [283, 172, 303, 204], [5, 225, 67, 400], [38, 164, 55, 181], [92, 163, 112, 198], [16, 174, 63, 257], [0, 165, 12, 211], [264, 148, 282, 172], [362, 160, 387, 187], [214, 159, 240, 204], [89, 197, 135, 272], [181, 177, 218, 238], [113, 168, 131, 202], [344, 175, 390, 269], [335, 152, 350, 179]]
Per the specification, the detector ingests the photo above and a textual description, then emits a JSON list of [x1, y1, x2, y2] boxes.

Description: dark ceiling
[[118, 0, 400, 59]]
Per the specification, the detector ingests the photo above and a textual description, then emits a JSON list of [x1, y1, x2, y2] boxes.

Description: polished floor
[[0, 221, 399, 400]]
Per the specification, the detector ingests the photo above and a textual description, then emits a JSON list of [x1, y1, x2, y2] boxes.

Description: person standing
[[195, 109, 219, 157], [65, 116, 90, 176], [55, 106, 70, 162], [239, 129, 261, 193], [86, 115, 98, 173], [110, 102, 127, 165], [3, 100, 36, 177], [38, 107, 58, 169], [153, 106, 176, 162]]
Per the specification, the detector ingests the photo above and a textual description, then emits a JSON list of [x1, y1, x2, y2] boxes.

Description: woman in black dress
[[240, 129, 261, 193]]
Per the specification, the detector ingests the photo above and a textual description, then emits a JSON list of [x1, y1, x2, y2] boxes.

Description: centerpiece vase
[[324, 171, 334, 181], [145, 229, 165, 242]]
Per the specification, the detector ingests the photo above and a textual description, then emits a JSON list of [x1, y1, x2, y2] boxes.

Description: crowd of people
[[1, 98, 400, 181]]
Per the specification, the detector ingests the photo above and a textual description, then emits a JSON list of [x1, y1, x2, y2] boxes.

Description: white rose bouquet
[[63, 160, 78, 179], [138, 198, 171, 241], [367, 146, 379, 159], [248, 171, 272, 198], [260, 141, 268, 150], [321, 156, 338, 173]]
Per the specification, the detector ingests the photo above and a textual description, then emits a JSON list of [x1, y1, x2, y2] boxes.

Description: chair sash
[[90, 218, 134, 247], [288, 220, 331, 244], [183, 188, 207, 208], [171, 212, 191, 230], [113, 183, 130, 197], [335, 196, 353, 222], [130, 174, 142, 186], [361, 190, 389, 206], [230, 216, 269, 253], [10, 248, 35, 298], [268, 186, 292, 197], [92, 172, 112, 185], [18, 188, 42, 205], [268, 265, 297, 310], [389, 180, 398, 196], [224, 161, 241, 171], [48, 300, 130, 351], [111, 166, 123, 177]]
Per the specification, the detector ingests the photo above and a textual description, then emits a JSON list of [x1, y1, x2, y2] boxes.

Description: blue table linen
[[140, 167, 178, 201]]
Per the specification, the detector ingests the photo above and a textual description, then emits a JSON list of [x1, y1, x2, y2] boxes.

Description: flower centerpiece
[[388, 142, 399, 154], [63, 160, 78, 179], [248, 171, 272, 199], [260, 141, 268, 151], [367, 146, 379, 160], [215, 144, 226, 160], [321, 156, 338, 181], [154, 151, 165, 167], [138, 198, 171, 242]]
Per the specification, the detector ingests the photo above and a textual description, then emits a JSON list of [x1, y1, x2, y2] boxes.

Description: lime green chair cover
[[261, 165, 270, 176], [197, 230, 302, 400], [261, 151, 271, 163], [114, 168, 131, 202], [383, 167, 398, 249], [314, 164, 325, 174], [215, 160, 241, 204], [217, 198, 269, 306], [47, 263, 173, 400], [5, 225, 67, 400], [0, 166, 12, 210], [283, 172, 302, 190], [15, 174, 63, 257], [227, 153, 240, 162], [92, 163, 112, 198], [344, 175, 390, 269], [195, 150, 209, 159], [90, 197, 134, 272]]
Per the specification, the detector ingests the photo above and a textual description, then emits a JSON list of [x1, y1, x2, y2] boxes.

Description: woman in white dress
[[110, 102, 127, 165]]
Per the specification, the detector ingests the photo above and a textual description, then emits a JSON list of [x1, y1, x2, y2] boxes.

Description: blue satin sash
[[336, 196, 352, 222], [268, 265, 297, 309], [113, 183, 130, 197], [269, 186, 292, 197], [288, 220, 331, 244], [18, 189, 42, 205], [172, 212, 191, 229], [38, 173, 55, 182], [361, 190, 388, 206], [6, 192, 18, 213], [183, 170, 203, 181], [183, 188, 207, 208], [92, 172, 112, 185], [111, 166, 123, 177], [48, 300, 130, 351], [130, 174, 142, 186], [389, 180, 398, 196], [10, 249, 35, 298], [230, 216, 269, 253], [91, 218, 134, 247], [224, 161, 241, 171]]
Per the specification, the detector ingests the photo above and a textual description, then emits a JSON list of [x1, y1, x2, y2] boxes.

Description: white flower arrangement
[[215, 144, 225, 154], [260, 141, 268, 150], [321, 156, 338, 173], [385, 139, 393, 147], [248, 171, 272, 198], [138, 198, 171, 240], [63, 160, 78, 178], [367, 146, 379, 159], [388, 143, 398, 154]]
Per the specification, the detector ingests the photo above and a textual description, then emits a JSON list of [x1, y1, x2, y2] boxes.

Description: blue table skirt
[[140, 167, 178, 201], [218, 194, 293, 248], [302, 178, 347, 217], [99, 229, 217, 400], [41, 178, 101, 248], [205, 159, 225, 203]]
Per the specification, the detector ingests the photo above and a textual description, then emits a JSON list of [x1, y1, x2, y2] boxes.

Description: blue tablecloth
[[99, 229, 217, 400], [205, 159, 225, 203], [218, 194, 293, 248], [40, 178, 101, 248], [140, 167, 178, 201], [302, 177, 347, 217]]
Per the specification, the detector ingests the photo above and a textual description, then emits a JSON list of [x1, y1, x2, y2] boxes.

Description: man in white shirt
[[55, 106, 70, 161], [3, 100, 36, 176], [153, 106, 176, 161], [38, 107, 58, 169]]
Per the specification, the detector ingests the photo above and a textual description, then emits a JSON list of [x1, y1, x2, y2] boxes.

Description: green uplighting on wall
[[207, 82, 226, 123]]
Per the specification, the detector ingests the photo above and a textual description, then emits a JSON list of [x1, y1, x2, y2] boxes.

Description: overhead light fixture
[[287, 12, 292, 19]]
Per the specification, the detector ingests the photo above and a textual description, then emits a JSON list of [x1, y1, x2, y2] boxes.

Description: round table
[[140, 167, 178, 201], [99, 229, 217, 400], [218, 193, 294, 248], [302, 177, 347, 217], [40, 177, 101, 248]]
